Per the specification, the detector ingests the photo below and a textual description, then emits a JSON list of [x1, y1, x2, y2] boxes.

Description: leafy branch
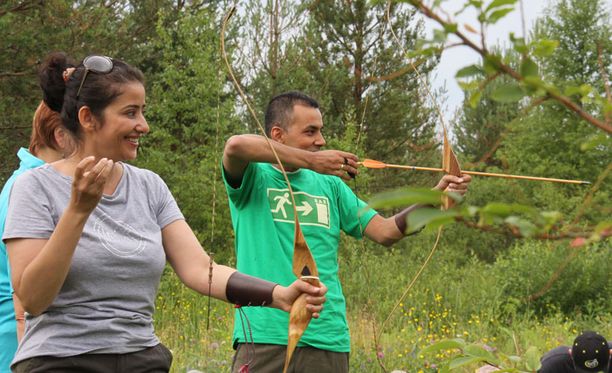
[[419, 337, 542, 372], [399, 0, 612, 134], [367, 187, 612, 244], [0, 0, 41, 18]]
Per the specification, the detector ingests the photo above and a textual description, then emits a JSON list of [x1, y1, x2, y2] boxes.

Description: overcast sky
[[421, 0, 612, 123]]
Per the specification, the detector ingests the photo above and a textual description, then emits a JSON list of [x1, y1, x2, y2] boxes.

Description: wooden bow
[[220, 8, 320, 373], [283, 229, 320, 373], [442, 127, 463, 209]]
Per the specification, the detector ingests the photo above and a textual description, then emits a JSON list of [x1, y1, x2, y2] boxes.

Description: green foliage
[[365, 185, 568, 239], [454, 51, 521, 173], [500, 105, 609, 225], [243, 0, 441, 193], [420, 338, 466, 354], [492, 241, 611, 315], [490, 83, 525, 103], [421, 337, 541, 372], [150, 1, 609, 369], [410, 0, 611, 137], [368, 188, 446, 209], [136, 5, 237, 261], [152, 227, 611, 371], [456, 65, 484, 79], [407, 207, 461, 232], [155, 267, 235, 371], [449, 0, 611, 261], [338, 231, 611, 372], [1, 1, 610, 371], [0, 0, 180, 182], [536, 0, 612, 87]]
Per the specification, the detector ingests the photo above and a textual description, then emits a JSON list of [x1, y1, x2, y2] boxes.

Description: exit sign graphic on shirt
[[267, 188, 330, 228]]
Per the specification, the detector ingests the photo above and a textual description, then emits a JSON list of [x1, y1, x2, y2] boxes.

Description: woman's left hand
[[272, 279, 328, 318]]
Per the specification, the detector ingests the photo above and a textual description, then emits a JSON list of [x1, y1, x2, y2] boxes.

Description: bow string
[[373, 2, 461, 371]]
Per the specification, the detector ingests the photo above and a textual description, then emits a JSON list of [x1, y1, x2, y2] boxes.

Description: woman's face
[[89, 82, 149, 161]]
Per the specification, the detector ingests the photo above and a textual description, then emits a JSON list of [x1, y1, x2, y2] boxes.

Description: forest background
[[0, 0, 610, 371]]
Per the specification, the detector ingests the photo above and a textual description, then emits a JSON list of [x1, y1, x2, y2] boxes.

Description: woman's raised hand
[[69, 156, 114, 214]]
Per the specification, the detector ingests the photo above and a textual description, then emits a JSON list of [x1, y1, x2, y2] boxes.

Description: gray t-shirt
[[3, 163, 184, 364]]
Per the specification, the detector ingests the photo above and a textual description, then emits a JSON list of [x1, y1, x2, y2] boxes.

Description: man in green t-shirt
[[222, 91, 471, 373]]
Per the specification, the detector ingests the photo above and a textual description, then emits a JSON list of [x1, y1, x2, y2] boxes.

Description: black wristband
[[226, 272, 278, 307]]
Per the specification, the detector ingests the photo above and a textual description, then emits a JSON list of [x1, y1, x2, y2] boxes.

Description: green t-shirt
[[223, 162, 377, 352]]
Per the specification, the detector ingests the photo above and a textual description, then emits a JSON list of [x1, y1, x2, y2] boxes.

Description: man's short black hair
[[264, 91, 320, 136]]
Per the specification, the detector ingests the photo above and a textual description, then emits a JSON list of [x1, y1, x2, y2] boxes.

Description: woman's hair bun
[[39, 52, 75, 113]]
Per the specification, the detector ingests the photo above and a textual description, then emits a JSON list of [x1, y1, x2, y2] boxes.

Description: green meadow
[[155, 237, 610, 372]]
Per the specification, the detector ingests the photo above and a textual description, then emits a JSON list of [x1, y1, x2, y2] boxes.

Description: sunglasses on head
[[76, 55, 113, 99]]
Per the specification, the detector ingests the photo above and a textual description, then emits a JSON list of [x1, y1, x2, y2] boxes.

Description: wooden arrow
[[360, 158, 591, 185]]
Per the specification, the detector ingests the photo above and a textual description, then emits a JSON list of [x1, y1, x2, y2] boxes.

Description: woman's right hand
[[69, 156, 114, 214]]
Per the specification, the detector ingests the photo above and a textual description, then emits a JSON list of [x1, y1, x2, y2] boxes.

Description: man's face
[[276, 104, 326, 152]]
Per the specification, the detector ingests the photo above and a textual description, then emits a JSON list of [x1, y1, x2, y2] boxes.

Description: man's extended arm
[[364, 174, 471, 246], [222, 134, 359, 186]]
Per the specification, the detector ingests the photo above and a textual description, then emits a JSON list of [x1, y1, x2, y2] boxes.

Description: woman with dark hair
[[3, 53, 326, 373], [0, 101, 74, 372]]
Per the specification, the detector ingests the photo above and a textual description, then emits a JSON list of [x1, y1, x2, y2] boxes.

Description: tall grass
[[154, 269, 235, 371], [154, 237, 611, 372]]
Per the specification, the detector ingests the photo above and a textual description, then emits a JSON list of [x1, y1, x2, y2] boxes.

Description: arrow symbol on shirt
[[296, 201, 313, 216]]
